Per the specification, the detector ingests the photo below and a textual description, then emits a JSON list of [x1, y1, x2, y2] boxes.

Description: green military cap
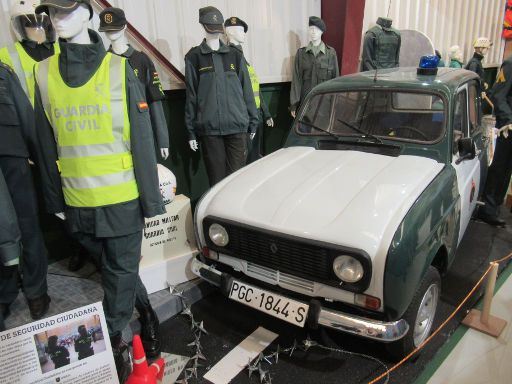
[[199, 6, 224, 33], [36, 0, 93, 20], [224, 16, 248, 33]]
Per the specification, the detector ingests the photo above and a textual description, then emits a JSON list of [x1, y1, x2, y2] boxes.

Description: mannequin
[[99, 7, 170, 160], [290, 16, 339, 117], [34, 0, 165, 381], [0, 0, 52, 324], [361, 17, 401, 71], [465, 37, 492, 87], [448, 45, 463, 68], [225, 17, 274, 162], [185, 6, 258, 185]]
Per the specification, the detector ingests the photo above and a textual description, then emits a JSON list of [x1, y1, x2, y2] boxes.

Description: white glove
[[160, 148, 169, 160], [266, 118, 274, 127], [250, 133, 256, 140], [55, 212, 66, 220], [189, 140, 198, 151], [499, 124, 512, 138]]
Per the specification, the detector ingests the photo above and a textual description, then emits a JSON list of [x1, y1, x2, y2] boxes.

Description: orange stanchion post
[[462, 262, 508, 337], [126, 335, 165, 384]]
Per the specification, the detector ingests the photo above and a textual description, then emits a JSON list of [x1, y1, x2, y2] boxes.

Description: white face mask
[[49, 6, 88, 40], [226, 26, 245, 45], [308, 26, 323, 45]]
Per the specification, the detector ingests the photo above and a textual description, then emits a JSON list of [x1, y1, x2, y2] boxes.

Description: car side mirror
[[455, 137, 476, 164]]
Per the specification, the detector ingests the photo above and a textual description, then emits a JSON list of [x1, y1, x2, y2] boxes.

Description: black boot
[[110, 334, 132, 383], [137, 304, 161, 359], [68, 244, 87, 272]]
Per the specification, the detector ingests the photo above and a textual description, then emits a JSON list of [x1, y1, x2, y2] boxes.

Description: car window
[[453, 89, 468, 154], [297, 90, 446, 143], [468, 82, 481, 134]]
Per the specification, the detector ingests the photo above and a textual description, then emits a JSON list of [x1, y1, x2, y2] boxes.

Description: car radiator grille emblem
[[270, 243, 278, 254]]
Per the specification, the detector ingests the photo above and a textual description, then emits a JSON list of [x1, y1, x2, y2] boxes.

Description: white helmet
[[10, 0, 55, 44], [473, 37, 492, 49], [157, 164, 177, 205]]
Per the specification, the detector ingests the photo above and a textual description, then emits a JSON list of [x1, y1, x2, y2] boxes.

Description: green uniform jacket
[[361, 26, 401, 71], [490, 56, 512, 128], [34, 30, 165, 237], [184, 40, 259, 141], [465, 52, 485, 81], [449, 59, 463, 68], [290, 42, 339, 113]]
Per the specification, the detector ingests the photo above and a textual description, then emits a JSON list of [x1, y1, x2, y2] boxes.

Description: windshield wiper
[[337, 118, 383, 144], [298, 119, 341, 140]]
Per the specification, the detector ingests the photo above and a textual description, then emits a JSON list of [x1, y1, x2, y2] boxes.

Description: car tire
[[386, 266, 441, 360]]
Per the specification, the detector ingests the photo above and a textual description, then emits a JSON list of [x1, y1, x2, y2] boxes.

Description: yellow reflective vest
[[0, 42, 60, 106], [35, 53, 139, 208], [247, 64, 261, 109]]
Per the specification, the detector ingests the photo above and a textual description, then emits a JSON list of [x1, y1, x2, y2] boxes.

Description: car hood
[[198, 147, 444, 298]]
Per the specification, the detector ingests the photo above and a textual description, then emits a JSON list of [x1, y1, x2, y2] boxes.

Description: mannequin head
[[225, 26, 245, 45], [308, 16, 326, 46], [105, 28, 126, 42], [448, 45, 463, 62], [48, 4, 90, 41], [10, 0, 55, 44], [308, 26, 323, 45]]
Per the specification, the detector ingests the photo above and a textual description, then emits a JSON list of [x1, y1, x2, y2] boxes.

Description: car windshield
[[296, 90, 445, 143]]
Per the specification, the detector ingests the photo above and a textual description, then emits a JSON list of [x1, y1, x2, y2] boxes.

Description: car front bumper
[[191, 256, 409, 343]]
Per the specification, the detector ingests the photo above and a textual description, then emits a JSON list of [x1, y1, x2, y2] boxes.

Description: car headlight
[[333, 255, 364, 283], [208, 223, 229, 247]]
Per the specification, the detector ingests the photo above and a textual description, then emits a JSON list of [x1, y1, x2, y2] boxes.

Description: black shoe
[[68, 247, 87, 272], [477, 211, 506, 227], [27, 294, 50, 320], [137, 304, 161, 359], [0, 303, 10, 332], [110, 334, 132, 383]]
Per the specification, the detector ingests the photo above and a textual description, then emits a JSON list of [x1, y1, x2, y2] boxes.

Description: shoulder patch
[[138, 101, 149, 111]]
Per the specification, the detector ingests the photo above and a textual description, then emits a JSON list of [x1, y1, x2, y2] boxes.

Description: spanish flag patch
[[138, 101, 149, 110]]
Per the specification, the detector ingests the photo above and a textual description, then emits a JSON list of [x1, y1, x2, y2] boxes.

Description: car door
[[452, 81, 482, 244]]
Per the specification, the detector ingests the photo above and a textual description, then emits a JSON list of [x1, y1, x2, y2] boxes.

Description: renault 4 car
[[191, 62, 488, 358]]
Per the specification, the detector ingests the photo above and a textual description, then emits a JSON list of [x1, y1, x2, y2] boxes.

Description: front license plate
[[229, 280, 309, 327]]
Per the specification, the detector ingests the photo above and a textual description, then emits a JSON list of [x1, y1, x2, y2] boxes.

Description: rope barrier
[[367, 251, 512, 384]]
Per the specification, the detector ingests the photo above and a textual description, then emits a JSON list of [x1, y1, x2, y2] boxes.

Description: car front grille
[[204, 216, 345, 288], [246, 262, 316, 292]]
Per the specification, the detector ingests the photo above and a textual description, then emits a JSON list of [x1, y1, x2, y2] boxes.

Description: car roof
[[313, 67, 479, 96]]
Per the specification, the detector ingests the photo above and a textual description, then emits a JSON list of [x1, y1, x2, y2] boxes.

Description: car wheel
[[386, 266, 441, 360]]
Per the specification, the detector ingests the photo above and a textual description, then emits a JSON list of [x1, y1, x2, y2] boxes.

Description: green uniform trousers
[[72, 230, 150, 336]]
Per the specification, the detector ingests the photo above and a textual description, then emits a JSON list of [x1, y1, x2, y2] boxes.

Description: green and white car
[[191, 65, 488, 358]]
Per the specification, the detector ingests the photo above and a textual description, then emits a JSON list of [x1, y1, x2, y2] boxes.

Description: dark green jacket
[[361, 25, 401, 71], [490, 56, 512, 128], [290, 42, 339, 113], [465, 52, 485, 80], [184, 40, 259, 140], [0, 167, 21, 267], [449, 59, 463, 68], [34, 30, 165, 237]]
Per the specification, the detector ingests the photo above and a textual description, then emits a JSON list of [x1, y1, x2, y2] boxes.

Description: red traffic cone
[[126, 335, 165, 384]]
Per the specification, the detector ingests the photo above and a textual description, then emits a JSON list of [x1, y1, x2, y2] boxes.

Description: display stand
[[139, 195, 198, 294]]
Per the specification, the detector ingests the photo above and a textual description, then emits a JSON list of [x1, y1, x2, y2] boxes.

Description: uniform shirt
[[361, 25, 401, 71], [184, 39, 259, 141], [290, 41, 339, 113], [490, 56, 512, 128], [34, 30, 165, 237], [109, 45, 169, 150]]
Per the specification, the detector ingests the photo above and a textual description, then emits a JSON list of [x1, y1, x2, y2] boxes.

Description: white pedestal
[[139, 195, 198, 294]]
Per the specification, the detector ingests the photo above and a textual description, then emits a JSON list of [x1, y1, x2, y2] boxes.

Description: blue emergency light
[[417, 55, 439, 75]]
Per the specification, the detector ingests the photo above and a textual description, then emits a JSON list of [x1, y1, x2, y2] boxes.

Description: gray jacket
[[34, 30, 165, 237], [290, 42, 339, 113], [184, 39, 259, 141]]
